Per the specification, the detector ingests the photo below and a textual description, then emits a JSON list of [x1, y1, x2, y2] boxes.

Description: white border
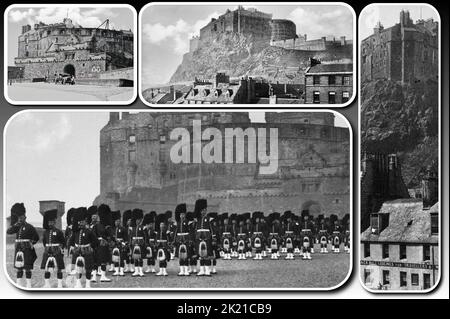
[[138, 2, 357, 108], [357, 3, 442, 294], [3, 4, 138, 106], [3, 108, 353, 292]]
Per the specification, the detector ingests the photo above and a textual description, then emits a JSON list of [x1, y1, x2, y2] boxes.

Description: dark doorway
[[63, 64, 75, 76]]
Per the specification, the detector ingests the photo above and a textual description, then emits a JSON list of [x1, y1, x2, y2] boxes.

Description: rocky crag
[[361, 78, 439, 187], [169, 33, 352, 84]]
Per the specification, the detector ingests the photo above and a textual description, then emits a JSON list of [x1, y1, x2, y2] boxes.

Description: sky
[[6, 6, 135, 65], [359, 4, 439, 40], [5, 111, 347, 226], [141, 4, 354, 87]]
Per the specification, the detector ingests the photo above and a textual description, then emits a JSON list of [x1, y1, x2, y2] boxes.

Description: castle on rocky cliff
[[361, 10, 438, 84], [94, 112, 350, 216]]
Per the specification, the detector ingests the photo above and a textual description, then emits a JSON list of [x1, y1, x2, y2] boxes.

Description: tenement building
[[304, 62, 353, 104], [360, 165, 439, 291], [94, 112, 350, 216], [13, 18, 133, 82], [361, 10, 438, 83]]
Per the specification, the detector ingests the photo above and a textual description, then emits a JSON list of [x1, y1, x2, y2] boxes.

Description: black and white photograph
[[4, 4, 137, 105], [139, 3, 355, 106], [359, 4, 440, 292], [4, 110, 351, 290]]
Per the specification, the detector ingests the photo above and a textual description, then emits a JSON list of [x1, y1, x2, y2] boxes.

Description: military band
[[7, 200, 350, 288]]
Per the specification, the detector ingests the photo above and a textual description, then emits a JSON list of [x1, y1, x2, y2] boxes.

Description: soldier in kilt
[[90, 204, 112, 283], [220, 213, 232, 260], [7, 203, 39, 288], [122, 210, 133, 273], [130, 208, 147, 277], [267, 213, 281, 260], [331, 216, 342, 253], [229, 214, 239, 258], [300, 212, 314, 260], [236, 214, 249, 260], [342, 214, 350, 253], [69, 207, 99, 288], [209, 213, 220, 274], [155, 213, 171, 276], [282, 211, 297, 260], [316, 215, 329, 253], [244, 214, 253, 258], [41, 209, 66, 288], [143, 211, 157, 273], [251, 212, 265, 260], [110, 210, 128, 276], [187, 211, 198, 274], [174, 204, 191, 276], [64, 208, 76, 275], [194, 199, 214, 276]]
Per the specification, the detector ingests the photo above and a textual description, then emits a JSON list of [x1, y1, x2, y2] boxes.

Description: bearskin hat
[[10, 203, 25, 225], [155, 214, 167, 232], [165, 210, 173, 221], [269, 212, 280, 224], [243, 212, 251, 223], [342, 213, 350, 225], [122, 210, 132, 226], [186, 211, 194, 222], [66, 208, 76, 226], [329, 214, 338, 224], [87, 205, 98, 216], [229, 213, 237, 223], [220, 212, 229, 222], [98, 204, 112, 227], [208, 212, 218, 221], [175, 204, 187, 221], [74, 207, 88, 223], [252, 211, 263, 222], [143, 212, 155, 225], [194, 198, 207, 215], [132, 208, 144, 220], [111, 210, 121, 222], [43, 209, 58, 230]]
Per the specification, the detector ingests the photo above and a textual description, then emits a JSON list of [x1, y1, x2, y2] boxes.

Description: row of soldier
[[8, 199, 350, 288]]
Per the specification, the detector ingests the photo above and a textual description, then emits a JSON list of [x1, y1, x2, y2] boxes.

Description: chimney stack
[[422, 167, 438, 209]]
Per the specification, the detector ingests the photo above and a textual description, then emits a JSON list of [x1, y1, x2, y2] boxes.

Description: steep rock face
[[361, 79, 439, 187], [169, 32, 352, 84]]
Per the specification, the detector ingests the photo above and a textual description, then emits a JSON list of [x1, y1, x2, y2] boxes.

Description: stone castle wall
[[95, 112, 350, 217]]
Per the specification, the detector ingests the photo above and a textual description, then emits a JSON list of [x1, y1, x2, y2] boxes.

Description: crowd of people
[[7, 199, 350, 289]]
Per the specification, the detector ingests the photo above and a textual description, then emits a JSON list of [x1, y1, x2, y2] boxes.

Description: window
[[382, 270, 390, 285], [342, 91, 350, 103], [328, 75, 336, 85], [370, 214, 379, 234], [128, 134, 136, 144], [313, 91, 320, 104], [382, 243, 389, 259], [328, 91, 336, 104], [423, 244, 431, 261], [342, 76, 351, 85], [364, 269, 371, 284], [400, 271, 407, 287], [128, 150, 136, 162], [431, 213, 438, 234], [400, 244, 407, 260], [411, 273, 419, 286], [364, 243, 370, 258], [423, 273, 431, 289], [313, 75, 320, 85]]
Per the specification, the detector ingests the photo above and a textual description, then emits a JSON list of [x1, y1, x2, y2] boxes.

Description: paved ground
[[6, 83, 134, 102], [5, 244, 350, 289]]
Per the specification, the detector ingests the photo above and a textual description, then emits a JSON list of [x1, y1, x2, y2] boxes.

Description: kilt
[[71, 246, 95, 272], [131, 238, 146, 260], [156, 242, 171, 263], [14, 242, 37, 270], [40, 246, 65, 270], [95, 242, 111, 265]]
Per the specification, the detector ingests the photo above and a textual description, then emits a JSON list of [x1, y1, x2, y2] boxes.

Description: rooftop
[[306, 63, 353, 74]]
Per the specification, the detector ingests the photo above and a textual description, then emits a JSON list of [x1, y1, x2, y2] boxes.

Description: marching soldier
[[209, 213, 220, 274], [251, 212, 265, 260], [317, 215, 329, 253], [7, 203, 39, 288], [194, 199, 213, 276], [69, 207, 99, 288], [220, 213, 232, 260], [300, 212, 314, 260], [236, 214, 248, 260], [282, 211, 296, 260], [155, 213, 171, 276], [41, 209, 66, 288], [267, 212, 281, 260], [331, 215, 342, 253], [64, 208, 76, 275], [186, 211, 198, 274], [130, 208, 147, 277], [174, 204, 191, 276], [110, 210, 128, 276], [143, 211, 157, 273]]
